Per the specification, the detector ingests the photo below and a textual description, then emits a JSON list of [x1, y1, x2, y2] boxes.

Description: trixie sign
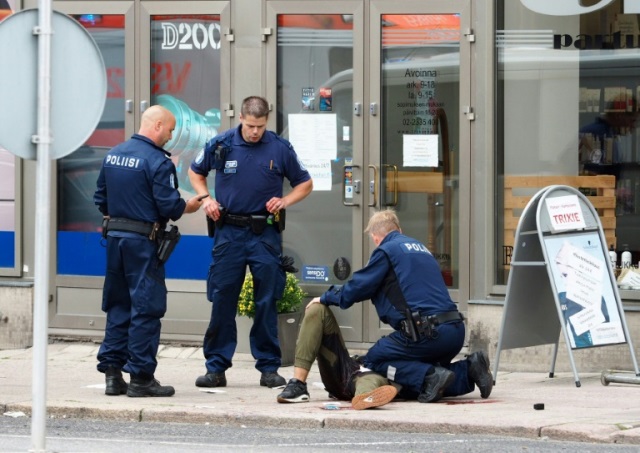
[[521, 0, 640, 16]]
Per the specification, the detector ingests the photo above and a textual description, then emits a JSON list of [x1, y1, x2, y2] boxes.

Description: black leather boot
[[127, 377, 175, 397], [105, 366, 128, 396]]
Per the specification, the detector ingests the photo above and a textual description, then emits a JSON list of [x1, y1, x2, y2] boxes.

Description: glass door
[[267, 2, 365, 342], [138, 1, 231, 335], [368, 1, 472, 340]]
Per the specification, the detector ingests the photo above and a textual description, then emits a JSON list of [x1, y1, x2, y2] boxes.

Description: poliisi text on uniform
[[106, 155, 142, 168], [403, 242, 429, 253]]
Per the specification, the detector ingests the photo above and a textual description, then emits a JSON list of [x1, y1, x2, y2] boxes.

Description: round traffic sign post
[[0, 9, 106, 159]]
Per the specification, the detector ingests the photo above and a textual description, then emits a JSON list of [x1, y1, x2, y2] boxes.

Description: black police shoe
[[195, 372, 227, 388], [467, 350, 494, 399], [127, 377, 175, 397], [104, 366, 128, 396], [277, 378, 310, 403], [260, 371, 286, 388], [418, 366, 454, 403]]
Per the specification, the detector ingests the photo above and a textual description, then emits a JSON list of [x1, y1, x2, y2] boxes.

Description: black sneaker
[[127, 378, 175, 397], [418, 366, 454, 403], [260, 371, 286, 388], [104, 367, 128, 396], [195, 372, 227, 388], [277, 378, 310, 403], [467, 351, 494, 399]]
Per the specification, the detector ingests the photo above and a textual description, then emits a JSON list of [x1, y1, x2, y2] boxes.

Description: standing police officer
[[94, 105, 204, 397], [279, 209, 493, 404], [188, 96, 313, 389]]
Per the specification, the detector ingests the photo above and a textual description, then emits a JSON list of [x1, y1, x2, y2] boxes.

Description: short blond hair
[[365, 209, 401, 237]]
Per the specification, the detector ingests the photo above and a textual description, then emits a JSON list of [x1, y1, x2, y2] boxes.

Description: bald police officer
[[94, 105, 204, 397], [189, 96, 312, 389]]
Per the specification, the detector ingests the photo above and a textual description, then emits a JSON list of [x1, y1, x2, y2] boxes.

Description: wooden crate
[[503, 175, 616, 266]]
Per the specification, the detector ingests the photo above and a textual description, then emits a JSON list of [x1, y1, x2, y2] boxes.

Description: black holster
[[275, 209, 286, 232], [401, 309, 436, 341], [157, 225, 181, 264], [250, 215, 267, 234], [402, 309, 420, 342], [206, 208, 227, 237], [101, 217, 109, 239], [206, 216, 215, 238]]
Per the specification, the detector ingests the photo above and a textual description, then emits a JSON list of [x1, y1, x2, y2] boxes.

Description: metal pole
[[601, 370, 640, 386], [32, 0, 53, 451]]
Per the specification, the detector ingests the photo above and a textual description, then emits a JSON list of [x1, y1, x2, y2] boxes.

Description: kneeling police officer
[[279, 209, 493, 404]]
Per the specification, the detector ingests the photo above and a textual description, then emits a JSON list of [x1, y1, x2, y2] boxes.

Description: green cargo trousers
[[294, 303, 397, 400]]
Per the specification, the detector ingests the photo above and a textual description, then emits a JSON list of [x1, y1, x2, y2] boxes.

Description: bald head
[[138, 105, 176, 149]]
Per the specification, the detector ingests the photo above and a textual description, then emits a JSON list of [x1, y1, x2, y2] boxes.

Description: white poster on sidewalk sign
[[544, 233, 626, 349]]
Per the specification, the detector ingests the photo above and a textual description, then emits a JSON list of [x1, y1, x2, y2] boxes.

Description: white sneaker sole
[[277, 394, 310, 403]]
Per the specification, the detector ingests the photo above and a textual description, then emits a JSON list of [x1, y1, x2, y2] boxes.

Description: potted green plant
[[237, 272, 307, 366], [237, 272, 306, 318]]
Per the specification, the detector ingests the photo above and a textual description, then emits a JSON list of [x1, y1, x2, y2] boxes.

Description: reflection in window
[[496, 0, 640, 285], [0, 3, 15, 269], [0, 148, 15, 268]]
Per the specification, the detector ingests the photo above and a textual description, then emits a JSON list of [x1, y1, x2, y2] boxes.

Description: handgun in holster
[[157, 225, 181, 264], [403, 308, 420, 342], [206, 207, 227, 237], [273, 209, 286, 232], [101, 217, 109, 239]]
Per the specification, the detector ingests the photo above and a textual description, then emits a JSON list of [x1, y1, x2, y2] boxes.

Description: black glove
[[280, 255, 298, 273]]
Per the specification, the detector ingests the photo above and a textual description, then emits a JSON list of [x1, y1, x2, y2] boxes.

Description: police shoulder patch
[[195, 149, 205, 165]]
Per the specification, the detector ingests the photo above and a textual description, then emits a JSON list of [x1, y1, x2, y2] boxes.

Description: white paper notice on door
[[403, 134, 439, 167], [288, 113, 337, 161]]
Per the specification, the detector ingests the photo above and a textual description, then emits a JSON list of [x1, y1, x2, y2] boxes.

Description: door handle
[[342, 164, 360, 206], [382, 164, 398, 206], [368, 165, 378, 207]]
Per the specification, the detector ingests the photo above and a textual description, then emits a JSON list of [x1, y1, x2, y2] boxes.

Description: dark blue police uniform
[[94, 133, 186, 380], [320, 230, 474, 399], [190, 125, 310, 374]]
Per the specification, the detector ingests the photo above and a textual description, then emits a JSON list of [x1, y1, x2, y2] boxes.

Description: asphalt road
[[2, 417, 640, 453]]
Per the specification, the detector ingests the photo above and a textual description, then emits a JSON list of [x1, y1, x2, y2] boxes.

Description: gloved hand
[[280, 255, 298, 273]]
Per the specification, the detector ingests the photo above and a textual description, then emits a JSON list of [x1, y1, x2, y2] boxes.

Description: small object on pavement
[[533, 403, 545, 410], [323, 402, 342, 410]]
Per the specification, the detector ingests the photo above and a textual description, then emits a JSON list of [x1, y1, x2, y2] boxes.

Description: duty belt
[[224, 214, 253, 227], [106, 217, 155, 236], [399, 310, 464, 341], [422, 310, 464, 326]]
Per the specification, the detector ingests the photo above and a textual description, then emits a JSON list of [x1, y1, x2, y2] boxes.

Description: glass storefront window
[[496, 1, 640, 289], [0, 148, 15, 268], [0, 3, 16, 271], [148, 14, 222, 279], [150, 14, 222, 216], [56, 14, 126, 276]]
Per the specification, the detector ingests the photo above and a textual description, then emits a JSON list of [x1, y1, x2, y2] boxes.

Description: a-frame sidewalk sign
[[493, 185, 640, 387]]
